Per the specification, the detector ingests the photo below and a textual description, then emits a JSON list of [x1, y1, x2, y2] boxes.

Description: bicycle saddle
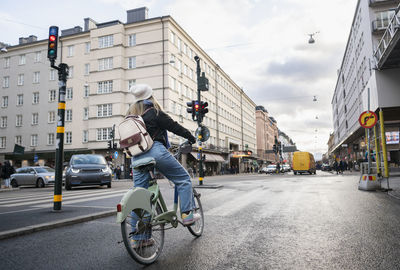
[[132, 157, 156, 171]]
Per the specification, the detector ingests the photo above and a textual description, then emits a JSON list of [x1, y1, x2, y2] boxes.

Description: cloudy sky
[[1, 0, 358, 155]]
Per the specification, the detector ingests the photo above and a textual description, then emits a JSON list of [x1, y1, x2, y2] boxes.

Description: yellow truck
[[292, 151, 316, 175]]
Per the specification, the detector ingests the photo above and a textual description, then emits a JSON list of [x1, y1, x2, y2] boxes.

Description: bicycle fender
[[116, 187, 153, 223]]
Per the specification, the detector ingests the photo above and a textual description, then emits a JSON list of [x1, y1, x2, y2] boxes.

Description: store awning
[[189, 152, 226, 163]]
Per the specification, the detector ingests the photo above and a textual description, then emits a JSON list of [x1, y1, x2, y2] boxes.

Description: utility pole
[[48, 26, 69, 211]]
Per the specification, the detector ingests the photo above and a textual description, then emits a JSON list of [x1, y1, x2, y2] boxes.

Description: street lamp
[[308, 31, 320, 44]]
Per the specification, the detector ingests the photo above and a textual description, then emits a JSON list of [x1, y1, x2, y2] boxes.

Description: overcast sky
[[0, 0, 358, 156]]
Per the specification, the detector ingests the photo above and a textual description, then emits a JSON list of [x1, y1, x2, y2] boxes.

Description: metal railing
[[370, 0, 400, 7], [373, 5, 400, 68]]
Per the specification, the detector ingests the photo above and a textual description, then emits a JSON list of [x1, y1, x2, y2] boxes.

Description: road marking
[[34, 193, 128, 208], [0, 190, 127, 207], [206, 189, 265, 217]]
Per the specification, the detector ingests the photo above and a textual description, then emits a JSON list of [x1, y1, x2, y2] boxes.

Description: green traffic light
[[49, 50, 55, 55]]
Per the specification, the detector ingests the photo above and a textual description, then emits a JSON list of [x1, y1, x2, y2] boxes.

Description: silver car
[[10, 166, 55, 188]]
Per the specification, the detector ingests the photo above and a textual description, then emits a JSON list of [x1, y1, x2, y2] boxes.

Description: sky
[[0, 0, 358, 156]]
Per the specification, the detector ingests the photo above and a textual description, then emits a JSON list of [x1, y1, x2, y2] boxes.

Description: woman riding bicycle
[[127, 84, 199, 225]]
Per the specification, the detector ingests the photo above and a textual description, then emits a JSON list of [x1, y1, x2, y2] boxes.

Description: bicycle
[[116, 141, 204, 265]]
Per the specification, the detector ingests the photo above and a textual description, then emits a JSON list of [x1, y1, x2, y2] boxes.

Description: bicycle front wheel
[[188, 189, 204, 237], [121, 203, 165, 265]]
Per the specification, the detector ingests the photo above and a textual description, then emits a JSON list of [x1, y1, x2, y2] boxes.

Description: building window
[[15, 136, 22, 145], [30, 134, 38, 147], [18, 74, 24, 85], [83, 107, 89, 120], [97, 104, 112, 117], [4, 57, 10, 68], [0, 116, 7, 128], [48, 111, 55, 123], [67, 45, 74, 57], [32, 113, 39, 125], [98, 57, 113, 71], [98, 35, 113, 48], [170, 31, 175, 44], [34, 51, 41, 62], [1, 96, 8, 107], [129, 34, 136, 46], [16, 115, 22, 127], [189, 69, 194, 80], [66, 88, 73, 99], [65, 132, 72, 144], [49, 69, 56, 81], [84, 63, 90, 75], [85, 42, 91, 53], [3, 76, 9, 88], [19, 54, 26, 65], [0, 137, 6, 148], [67, 66, 73, 78], [83, 130, 88, 143], [177, 38, 181, 51], [47, 133, 55, 145], [128, 56, 136, 69], [84, 85, 89, 97], [33, 71, 40, 83], [97, 80, 113, 94], [128, 79, 136, 91], [32, 92, 39, 104], [97, 127, 113, 141], [16, 94, 23, 106], [66, 109, 72, 121], [49, 90, 56, 102], [170, 77, 176, 91]]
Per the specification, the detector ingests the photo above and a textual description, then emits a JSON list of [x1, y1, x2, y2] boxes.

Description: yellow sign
[[359, 111, 378, 128]]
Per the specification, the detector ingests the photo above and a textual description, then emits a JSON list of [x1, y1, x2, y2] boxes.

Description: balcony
[[373, 5, 400, 69], [372, 19, 391, 34], [369, 0, 400, 7]]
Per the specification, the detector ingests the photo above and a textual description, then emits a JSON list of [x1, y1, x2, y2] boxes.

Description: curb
[[0, 210, 116, 241]]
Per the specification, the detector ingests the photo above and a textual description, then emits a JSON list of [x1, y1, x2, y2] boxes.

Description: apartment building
[[255, 106, 279, 164], [0, 7, 257, 172], [331, 0, 400, 166]]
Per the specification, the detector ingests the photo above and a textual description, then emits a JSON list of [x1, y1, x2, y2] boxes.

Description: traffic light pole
[[52, 63, 69, 211], [195, 57, 204, 186]]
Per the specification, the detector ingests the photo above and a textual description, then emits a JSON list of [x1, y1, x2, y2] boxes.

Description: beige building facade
[[0, 8, 257, 173], [256, 106, 279, 164]]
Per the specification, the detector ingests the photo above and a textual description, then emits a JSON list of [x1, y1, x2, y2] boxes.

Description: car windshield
[[35, 167, 55, 173], [267, 165, 276, 168], [71, 155, 106, 165]]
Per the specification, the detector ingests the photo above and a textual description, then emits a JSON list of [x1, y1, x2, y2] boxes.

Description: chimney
[[127, 7, 148, 24], [18, 35, 37, 45], [61, 26, 83, 36]]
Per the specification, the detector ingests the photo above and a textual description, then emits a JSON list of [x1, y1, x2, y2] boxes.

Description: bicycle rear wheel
[[121, 203, 164, 265], [188, 189, 204, 237]]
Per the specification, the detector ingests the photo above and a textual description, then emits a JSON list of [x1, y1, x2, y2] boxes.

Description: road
[[1, 172, 400, 269]]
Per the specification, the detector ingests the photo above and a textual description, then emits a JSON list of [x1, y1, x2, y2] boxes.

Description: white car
[[283, 164, 291, 172], [265, 164, 277, 174], [10, 166, 55, 188]]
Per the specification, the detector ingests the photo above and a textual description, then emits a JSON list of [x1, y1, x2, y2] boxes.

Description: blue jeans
[[132, 141, 194, 213]]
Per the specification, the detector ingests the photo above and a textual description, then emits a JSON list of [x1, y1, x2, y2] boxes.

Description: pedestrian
[[2, 161, 15, 188], [247, 167, 250, 173], [0, 162, 3, 189], [339, 160, 344, 174], [333, 160, 339, 174], [251, 167, 254, 173], [115, 165, 121, 179], [276, 163, 281, 174]]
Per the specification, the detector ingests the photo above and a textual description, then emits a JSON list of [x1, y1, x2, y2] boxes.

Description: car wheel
[[65, 179, 72, 190], [294, 171, 297, 175], [11, 179, 18, 188], [107, 182, 111, 188], [37, 178, 45, 188]]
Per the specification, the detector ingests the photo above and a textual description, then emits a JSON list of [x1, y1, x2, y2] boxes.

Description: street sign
[[114, 151, 118, 159], [359, 111, 378, 128], [34, 154, 38, 163]]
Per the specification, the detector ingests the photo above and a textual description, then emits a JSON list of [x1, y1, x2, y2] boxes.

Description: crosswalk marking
[[0, 190, 127, 207]]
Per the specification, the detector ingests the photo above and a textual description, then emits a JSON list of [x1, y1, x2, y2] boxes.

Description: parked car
[[259, 167, 268, 173], [283, 164, 291, 172], [65, 154, 112, 190], [321, 163, 332, 171], [265, 164, 277, 174], [10, 166, 55, 188]]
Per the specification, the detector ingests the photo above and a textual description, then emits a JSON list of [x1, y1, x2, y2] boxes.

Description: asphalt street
[[2, 172, 400, 269]]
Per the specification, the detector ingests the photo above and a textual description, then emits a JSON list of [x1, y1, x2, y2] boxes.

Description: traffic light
[[47, 26, 59, 62], [107, 140, 112, 150], [273, 144, 277, 153], [113, 143, 117, 150], [110, 129, 114, 139], [198, 72, 209, 91], [187, 101, 195, 120], [194, 101, 200, 120], [200, 101, 208, 116]]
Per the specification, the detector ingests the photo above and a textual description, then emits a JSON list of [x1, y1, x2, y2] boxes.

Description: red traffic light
[[49, 35, 56, 42]]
